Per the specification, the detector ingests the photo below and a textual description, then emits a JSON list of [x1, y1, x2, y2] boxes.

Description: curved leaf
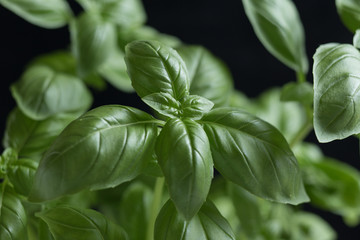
[[29, 51, 76, 75], [70, 12, 117, 77], [0, 187, 28, 240], [336, 0, 360, 32], [242, 0, 308, 74], [98, 49, 133, 92], [155, 118, 213, 220], [313, 43, 360, 142], [200, 108, 309, 204], [125, 40, 190, 101], [354, 29, 360, 49], [38, 206, 128, 240], [155, 200, 235, 240], [0, 0, 71, 28], [3, 108, 78, 160], [177, 45, 233, 107], [142, 92, 181, 118], [181, 95, 214, 120], [7, 158, 38, 196], [30, 105, 159, 202], [280, 81, 314, 106], [11, 65, 92, 120]]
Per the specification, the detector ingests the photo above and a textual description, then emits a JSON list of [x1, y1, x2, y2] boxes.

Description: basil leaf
[[70, 12, 117, 77], [7, 158, 38, 196], [155, 118, 213, 220], [125, 40, 190, 101], [242, 0, 308, 74], [98, 49, 133, 92], [30, 105, 159, 202], [0, 187, 28, 240], [280, 81, 314, 106], [142, 92, 181, 118], [10, 65, 92, 120], [182, 95, 214, 120], [296, 145, 360, 225], [0, 0, 71, 28], [336, 0, 360, 32], [118, 183, 152, 240], [177, 45, 233, 107], [29, 51, 76, 75], [38, 206, 128, 240], [3, 108, 78, 160], [200, 108, 309, 204], [155, 200, 235, 240], [313, 43, 360, 142], [118, 26, 181, 51], [354, 29, 360, 48]]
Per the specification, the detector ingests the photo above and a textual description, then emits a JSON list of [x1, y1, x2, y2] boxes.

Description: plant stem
[[296, 71, 306, 83], [289, 120, 313, 148], [146, 177, 165, 240]]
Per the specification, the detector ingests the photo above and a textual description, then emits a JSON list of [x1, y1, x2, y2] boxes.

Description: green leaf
[[181, 95, 214, 120], [118, 26, 181, 51], [296, 144, 360, 225], [38, 206, 128, 240], [228, 182, 262, 238], [142, 92, 181, 118], [200, 108, 309, 204], [336, 0, 360, 32], [229, 89, 308, 144], [29, 105, 159, 202], [313, 43, 360, 142], [118, 183, 152, 240], [177, 45, 233, 107], [70, 12, 117, 77], [354, 29, 360, 48], [7, 158, 38, 196], [0, 187, 28, 240], [29, 51, 76, 75], [155, 118, 213, 220], [280, 81, 314, 106], [155, 200, 235, 240], [10, 65, 92, 120], [3, 108, 79, 160], [242, 0, 308, 74], [125, 40, 190, 101], [98, 49, 133, 92], [0, 0, 71, 28]]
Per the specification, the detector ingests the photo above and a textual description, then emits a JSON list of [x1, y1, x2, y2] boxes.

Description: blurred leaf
[[354, 29, 360, 48], [313, 43, 360, 142], [11, 65, 92, 120], [70, 12, 117, 77], [0, 0, 71, 28], [280, 81, 313, 106], [177, 45, 234, 107], [38, 206, 128, 240], [336, 0, 360, 32], [242, 0, 308, 74]]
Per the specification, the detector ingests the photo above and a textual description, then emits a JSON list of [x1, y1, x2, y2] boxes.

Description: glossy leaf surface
[[242, 0, 308, 74], [7, 158, 38, 196], [125, 40, 190, 101], [38, 206, 128, 240], [0, 0, 71, 28], [0, 187, 28, 240], [313, 43, 360, 142], [30, 105, 158, 201], [336, 0, 360, 32], [200, 108, 309, 204], [156, 118, 213, 220], [182, 95, 214, 120], [70, 12, 117, 77], [177, 45, 233, 107], [10, 65, 92, 120], [3, 108, 78, 160], [142, 92, 181, 118], [155, 200, 235, 240]]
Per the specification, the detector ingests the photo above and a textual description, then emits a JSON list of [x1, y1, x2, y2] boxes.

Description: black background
[[0, 0, 359, 238]]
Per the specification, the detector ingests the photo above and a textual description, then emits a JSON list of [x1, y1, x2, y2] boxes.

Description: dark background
[[0, 0, 359, 238]]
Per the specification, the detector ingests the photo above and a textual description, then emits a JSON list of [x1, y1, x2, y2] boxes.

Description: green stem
[[289, 120, 313, 148], [146, 177, 165, 240], [296, 71, 306, 83]]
